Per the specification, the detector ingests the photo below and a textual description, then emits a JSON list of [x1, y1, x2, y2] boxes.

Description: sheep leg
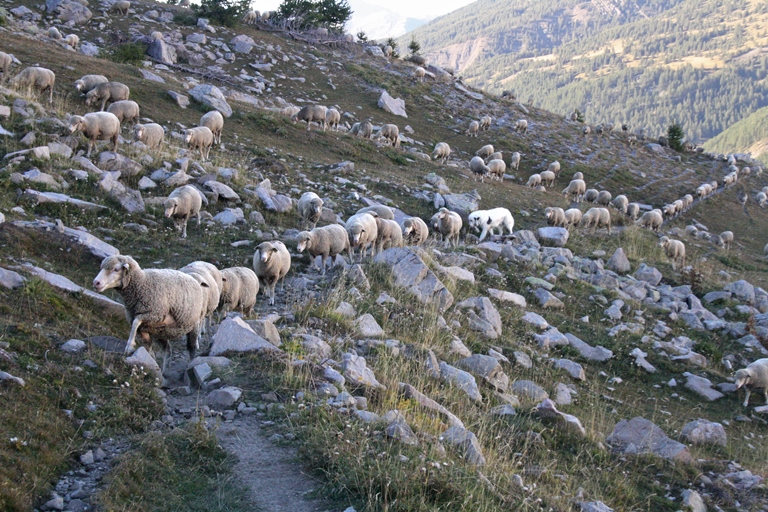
[[186, 328, 198, 362], [181, 218, 188, 239], [125, 317, 144, 354], [101, 98, 107, 111], [744, 388, 751, 407]]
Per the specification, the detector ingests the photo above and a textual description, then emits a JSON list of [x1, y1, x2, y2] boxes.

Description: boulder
[[188, 84, 233, 118], [125, 347, 162, 377], [456, 354, 509, 391], [206, 386, 242, 409], [342, 352, 386, 390], [535, 399, 586, 436], [511, 380, 548, 402], [606, 417, 692, 462], [564, 333, 613, 361], [487, 288, 526, 307], [681, 490, 706, 512], [522, 312, 549, 330], [385, 418, 419, 445], [534, 288, 564, 309], [60, 339, 86, 353], [440, 426, 486, 465], [168, 90, 190, 108], [553, 358, 586, 380], [354, 313, 384, 338], [209, 316, 279, 356], [725, 280, 755, 304], [606, 248, 630, 274], [537, 227, 569, 247], [373, 248, 453, 311], [683, 372, 724, 401], [443, 192, 480, 221], [56, 0, 92, 24], [377, 90, 407, 118], [634, 263, 662, 286], [680, 419, 727, 447], [146, 39, 177, 65], [399, 382, 464, 428], [456, 296, 502, 339], [439, 362, 482, 401], [0, 267, 26, 289]]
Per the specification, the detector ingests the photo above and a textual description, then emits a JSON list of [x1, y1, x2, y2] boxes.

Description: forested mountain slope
[[705, 106, 768, 165]]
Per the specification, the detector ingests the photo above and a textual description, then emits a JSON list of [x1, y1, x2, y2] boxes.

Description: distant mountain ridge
[[345, 0, 430, 40]]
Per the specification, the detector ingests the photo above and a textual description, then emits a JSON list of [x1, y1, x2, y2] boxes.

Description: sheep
[[150, 31, 164, 41], [526, 173, 542, 188], [547, 160, 561, 177], [74, 74, 108, 94], [375, 218, 404, 252], [637, 209, 663, 232], [626, 202, 641, 220], [605, 123, 615, 132], [434, 207, 462, 247], [470, 156, 490, 182], [296, 225, 350, 274], [349, 121, 373, 139], [185, 126, 214, 161], [663, 203, 678, 219], [10, 67, 55, 104], [739, 191, 748, 206], [133, 123, 164, 149], [659, 236, 686, 269], [292, 105, 327, 131], [466, 120, 479, 137], [515, 119, 528, 133], [510, 152, 521, 171], [384, 45, 393, 58], [734, 359, 768, 407], [402, 217, 429, 246], [683, 194, 694, 210], [487, 159, 507, 181], [584, 189, 599, 203], [595, 190, 612, 206], [562, 179, 586, 202], [595, 124, 604, 136], [476, 144, 494, 159], [253, 241, 291, 306], [696, 183, 713, 199], [92, 255, 207, 372], [720, 230, 734, 250], [757, 192, 767, 208], [64, 34, 79, 49], [413, 66, 426, 82], [545, 207, 567, 227], [164, 185, 204, 238], [469, 208, 514, 242], [612, 194, 628, 214], [480, 115, 492, 130], [218, 267, 259, 318], [487, 151, 503, 162], [298, 192, 324, 230], [180, 261, 222, 334], [85, 81, 130, 111], [345, 212, 378, 262], [243, 9, 259, 23], [376, 124, 400, 148], [763, 186, 768, 196], [432, 142, 451, 164], [68, 112, 120, 157], [106, 100, 140, 125], [282, 105, 301, 118], [0, 52, 14, 83], [710, 234, 725, 249], [622, 124, 629, 132], [540, 170, 556, 187], [110, 0, 130, 15], [325, 108, 341, 131], [581, 207, 611, 233], [564, 208, 583, 227], [48, 27, 62, 40], [357, 204, 394, 220], [572, 172, 583, 180], [200, 110, 224, 145]]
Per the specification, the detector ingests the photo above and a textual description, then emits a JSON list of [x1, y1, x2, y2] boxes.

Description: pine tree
[[667, 123, 684, 151], [408, 38, 421, 56]]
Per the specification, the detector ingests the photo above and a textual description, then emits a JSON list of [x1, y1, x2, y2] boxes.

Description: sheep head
[[296, 232, 311, 253], [163, 197, 179, 218], [133, 124, 145, 141], [73, 79, 85, 91], [734, 369, 752, 389], [68, 116, 85, 133], [93, 255, 133, 292], [257, 242, 278, 263]]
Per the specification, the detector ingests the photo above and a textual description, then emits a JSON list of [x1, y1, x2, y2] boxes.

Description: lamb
[[180, 261, 222, 333], [296, 225, 349, 274], [466, 120, 479, 137], [637, 209, 663, 232], [10, 66, 55, 103], [85, 81, 130, 111], [720, 230, 734, 250], [480, 115, 492, 130], [64, 34, 79, 49], [68, 112, 120, 157], [200, 110, 224, 144], [434, 207, 463, 247], [526, 173, 542, 188], [515, 119, 528, 133], [545, 207, 567, 227], [540, 170, 556, 187], [510, 152, 521, 171], [581, 207, 611, 233], [547, 160, 561, 177], [253, 241, 291, 306], [476, 144, 494, 159], [734, 359, 768, 407], [432, 142, 451, 164], [298, 191, 324, 230], [243, 9, 259, 23], [487, 159, 507, 181], [325, 108, 341, 131], [469, 208, 514, 242], [612, 194, 628, 214], [0, 52, 14, 83], [402, 217, 429, 245], [564, 208, 583, 227], [133, 123, 164, 149], [357, 204, 394, 220], [413, 66, 426, 82], [659, 236, 686, 269], [757, 192, 767, 208], [292, 105, 327, 131], [376, 124, 400, 148], [584, 189, 599, 203], [93, 255, 207, 372], [626, 202, 641, 220], [595, 190, 612, 206], [345, 212, 379, 262], [74, 74, 108, 93], [470, 156, 490, 182], [218, 267, 259, 318], [375, 218, 404, 252], [110, 0, 130, 15], [562, 179, 586, 202], [164, 185, 204, 238], [184, 126, 214, 161], [48, 27, 62, 40], [106, 100, 140, 125]]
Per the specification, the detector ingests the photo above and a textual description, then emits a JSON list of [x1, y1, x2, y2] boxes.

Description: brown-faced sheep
[[106, 100, 140, 125], [74, 74, 108, 93], [10, 66, 55, 103], [403, 217, 429, 246], [218, 267, 259, 318], [292, 105, 326, 131], [85, 81, 130, 111], [296, 225, 350, 274], [298, 192, 324, 230], [164, 185, 204, 238], [253, 241, 291, 306], [184, 126, 214, 161], [68, 112, 120, 157], [133, 123, 164, 149], [200, 110, 224, 145]]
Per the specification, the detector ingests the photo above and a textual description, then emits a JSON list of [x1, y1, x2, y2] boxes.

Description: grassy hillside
[[705, 105, 768, 166]]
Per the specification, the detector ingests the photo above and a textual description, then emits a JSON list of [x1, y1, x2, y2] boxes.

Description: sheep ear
[[487, 218, 492, 225], [122, 263, 130, 271], [200, 282, 209, 288]]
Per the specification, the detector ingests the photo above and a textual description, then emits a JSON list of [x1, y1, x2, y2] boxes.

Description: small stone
[[61, 339, 86, 353], [354, 313, 384, 338], [79, 450, 94, 465]]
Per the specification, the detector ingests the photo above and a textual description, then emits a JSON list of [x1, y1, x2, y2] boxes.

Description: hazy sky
[[256, 0, 477, 21]]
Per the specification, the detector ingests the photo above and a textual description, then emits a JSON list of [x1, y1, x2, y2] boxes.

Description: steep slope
[[705, 105, 768, 166]]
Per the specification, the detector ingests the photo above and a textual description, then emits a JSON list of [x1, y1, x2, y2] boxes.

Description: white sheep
[[111, 0, 130, 15], [710, 234, 725, 249], [64, 34, 79, 49], [547, 160, 561, 177], [68, 112, 120, 157], [720, 230, 734, 250], [476, 144, 494, 160], [466, 120, 479, 137], [106, 100, 140, 125], [164, 185, 204, 238], [10, 66, 55, 104], [384, 45, 393, 57], [659, 236, 685, 268], [376, 124, 400, 148], [526, 173, 542, 188], [572, 172, 584, 180], [0, 52, 15, 84], [595, 190, 612, 206], [637, 209, 663, 232], [487, 159, 506, 181], [218, 267, 259, 318], [468, 208, 514, 242], [735, 359, 768, 407], [243, 9, 259, 23], [487, 151, 503, 162], [540, 170, 556, 187], [297, 225, 349, 274], [298, 191, 324, 230], [515, 119, 528, 133], [612, 194, 628, 214], [74, 74, 108, 93], [345, 212, 379, 262], [349, 121, 373, 139], [85, 81, 130, 111], [757, 192, 767, 208], [357, 204, 394, 220], [150, 31, 164, 41], [663, 203, 678, 219], [432, 142, 451, 164], [375, 218, 404, 252], [696, 183, 713, 199], [683, 194, 694, 210], [133, 123, 164, 149], [48, 27, 62, 39], [200, 110, 224, 144], [510, 152, 521, 170], [93, 255, 207, 372], [180, 261, 222, 334], [253, 241, 291, 306], [584, 189, 599, 203], [479, 115, 492, 131], [282, 105, 301, 118], [413, 66, 426, 82], [402, 217, 429, 246], [545, 207, 567, 227], [185, 126, 214, 161], [434, 207, 462, 247], [469, 156, 490, 182], [626, 202, 641, 220], [562, 179, 586, 202], [564, 208, 583, 227], [292, 105, 327, 131], [581, 207, 611, 233], [325, 108, 341, 131]]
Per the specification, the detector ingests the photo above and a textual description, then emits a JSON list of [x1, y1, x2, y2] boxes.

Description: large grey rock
[[0, 370, 25, 386], [373, 248, 453, 311], [385, 418, 418, 445], [443, 193, 479, 221], [725, 280, 755, 304], [456, 354, 509, 392], [213, 207, 244, 226], [456, 296, 502, 339], [206, 386, 242, 409], [15, 220, 118, 259], [247, 319, 281, 346], [111, 188, 145, 214], [125, 347, 162, 377], [439, 362, 482, 401], [683, 373, 724, 401], [634, 263, 662, 286], [399, 382, 464, 428], [681, 489, 706, 512], [188, 84, 232, 118], [377, 90, 407, 118], [537, 227, 569, 247], [98, 152, 142, 176], [56, 0, 92, 23], [534, 288, 564, 309], [630, 347, 656, 373], [168, 90, 190, 108], [365, 45, 385, 57], [204, 181, 240, 202], [342, 352, 385, 390], [511, 380, 548, 402], [187, 362, 212, 388], [553, 358, 586, 380], [61, 339, 86, 353], [22, 264, 124, 317], [680, 419, 727, 447], [0, 267, 26, 289], [521, 312, 549, 330], [147, 39, 177, 65], [440, 426, 486, 465], [606, 248, 630, 274], [606, 417, 692, 462], [209, 316, 279, 356], [536, 399, 586, 436], [487, 288, 526, 307], [565, 333, 613, 361], [534, 327, 568, 348], [354, 314, 385, 338]]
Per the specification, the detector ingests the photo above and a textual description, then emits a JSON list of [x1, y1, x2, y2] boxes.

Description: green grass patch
[[106, 42, 148, 65]]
